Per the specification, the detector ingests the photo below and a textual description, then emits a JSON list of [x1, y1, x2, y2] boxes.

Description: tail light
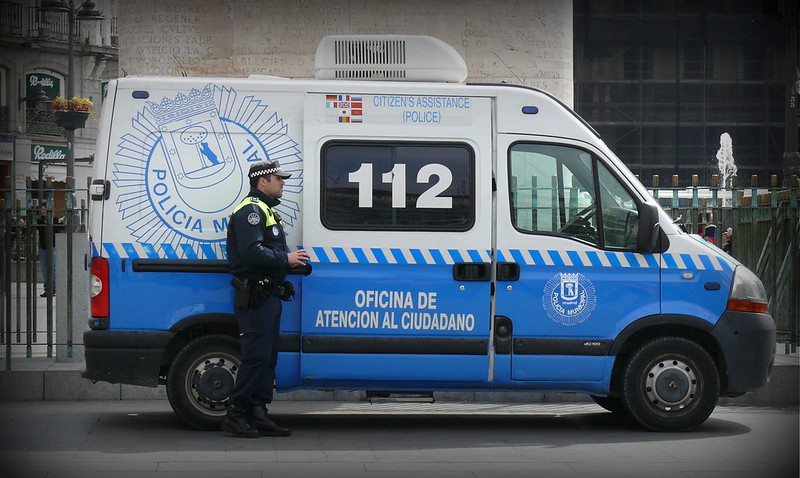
[[90, 257, 110, 328]]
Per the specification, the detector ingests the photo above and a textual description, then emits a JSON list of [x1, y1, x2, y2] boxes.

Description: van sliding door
[[299, 93, 494, 388]]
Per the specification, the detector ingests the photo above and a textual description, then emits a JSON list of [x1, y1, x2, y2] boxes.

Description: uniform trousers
[[231, 294, 282, 405]]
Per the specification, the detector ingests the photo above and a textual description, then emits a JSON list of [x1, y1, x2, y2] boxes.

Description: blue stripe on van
[[586, 251, 604, 267], [411, 249, 426, 264], [181, 244, 198, 259], [429, 249, 446, 265], [371, 248, 389, 263], [162, 244, 179, 259], [606, 252, 622, 268], [495, 249, 506, 262], [104, 243, 120, 259], [699, 254, 715, 270], [122, 243, 139, 259], [96, 242, 726, 272], [566, 250, 582, 267], [548, 250, 564, 266], [448, 249, 464, 263], [353, 248, 369, 264], [391, 248, 408, 264], [529, 250, 545, 265], [333, 247, 350, 263], [644, 254, 659, 268], [313, 247, 330, 263], [624, 252, 640, 268], [142, 243, 159, 259], [510, 249, 526, 265], [200, 244, 217, 260]]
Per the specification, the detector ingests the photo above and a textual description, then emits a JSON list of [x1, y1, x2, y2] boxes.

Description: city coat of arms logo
[[542, 272, 597, 326], [113, 84, 302, 257]]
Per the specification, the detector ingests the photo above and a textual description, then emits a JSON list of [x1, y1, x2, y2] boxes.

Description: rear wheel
[[166, 335, 240, 430], [621, 337, 719, 432]]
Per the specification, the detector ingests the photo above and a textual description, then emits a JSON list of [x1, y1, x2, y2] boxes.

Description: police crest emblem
[[542, 272, 597, 326], [112, 83, 302, 257]]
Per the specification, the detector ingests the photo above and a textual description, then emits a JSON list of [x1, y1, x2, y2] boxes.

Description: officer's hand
[[287, 249, 310, 268]]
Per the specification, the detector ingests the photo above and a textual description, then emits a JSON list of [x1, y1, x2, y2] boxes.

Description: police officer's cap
[[248, 160, 292, 179]]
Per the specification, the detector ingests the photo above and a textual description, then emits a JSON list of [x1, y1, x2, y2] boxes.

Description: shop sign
[[25, 72, 61, 105], [31, 143, 67, 163], [26, 72, 60, 92]]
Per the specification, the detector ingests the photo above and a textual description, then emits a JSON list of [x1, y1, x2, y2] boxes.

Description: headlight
[[727, 266, 769, 313]]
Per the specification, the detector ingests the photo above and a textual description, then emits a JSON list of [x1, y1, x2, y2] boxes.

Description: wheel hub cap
[[189, 358, 237, 411], [645, 358, 697, 412]]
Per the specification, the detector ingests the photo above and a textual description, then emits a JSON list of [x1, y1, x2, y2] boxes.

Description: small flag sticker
[[326, 94, 363, 123]]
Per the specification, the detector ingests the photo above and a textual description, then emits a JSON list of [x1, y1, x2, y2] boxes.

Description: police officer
[[223, 160, 309, 438]]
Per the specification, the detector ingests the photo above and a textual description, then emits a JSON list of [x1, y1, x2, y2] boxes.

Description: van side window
[[596, 161, 639, 249], [509, 143, 638, 250], [322, 142, 475, 231]]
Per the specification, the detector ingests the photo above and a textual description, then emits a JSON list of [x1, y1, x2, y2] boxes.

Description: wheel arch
[[159, 313, 239, 379], [607, 314, 728, 395]]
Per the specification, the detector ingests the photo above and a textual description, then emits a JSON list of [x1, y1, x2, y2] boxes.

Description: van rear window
[[321, 141, 475, 231]]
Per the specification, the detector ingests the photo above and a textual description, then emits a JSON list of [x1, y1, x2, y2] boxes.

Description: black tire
[[591, 395, 628, 414], [621, 337, 719, 432], [166, 335, 240, 430]]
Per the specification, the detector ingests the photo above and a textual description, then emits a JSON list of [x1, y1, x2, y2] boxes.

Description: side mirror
[[637, 202, 660, 254]]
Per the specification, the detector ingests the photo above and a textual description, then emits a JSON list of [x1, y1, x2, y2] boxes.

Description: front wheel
[[621, 337, 719, 432], [166, 335, 240, 430]]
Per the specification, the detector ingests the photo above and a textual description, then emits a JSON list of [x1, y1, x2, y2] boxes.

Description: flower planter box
[[54, 110, 89, 130]]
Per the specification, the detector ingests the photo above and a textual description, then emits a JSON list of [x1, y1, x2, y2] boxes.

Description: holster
[[277, 281, 295, 301], [231, 276, 252, 309], [232, 277, 295, 307], [250, 279, 272, 307]]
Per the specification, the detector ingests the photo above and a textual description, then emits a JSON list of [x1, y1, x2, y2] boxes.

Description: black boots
[[250, 402, 291, 437], [221, 400, 259, 438], [221, 400, 291, 438]]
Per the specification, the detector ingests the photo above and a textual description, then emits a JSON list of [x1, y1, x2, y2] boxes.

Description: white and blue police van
[[83, 35, 776, 432]]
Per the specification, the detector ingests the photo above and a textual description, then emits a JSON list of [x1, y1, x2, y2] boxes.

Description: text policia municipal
[[314, 289, 476, 332]]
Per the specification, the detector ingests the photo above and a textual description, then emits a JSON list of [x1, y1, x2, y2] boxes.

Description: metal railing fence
[[1, 176, 89, 368], [648, 173, 799, 352]]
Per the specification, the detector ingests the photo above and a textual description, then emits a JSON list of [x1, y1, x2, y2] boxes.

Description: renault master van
[[83, 35, 775, 432]]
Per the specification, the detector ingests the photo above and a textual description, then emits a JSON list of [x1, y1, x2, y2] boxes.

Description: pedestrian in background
[[722, 227, 734, 256], [23, 205, 65, 297]]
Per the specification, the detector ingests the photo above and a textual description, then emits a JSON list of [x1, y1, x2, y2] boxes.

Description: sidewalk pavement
[[1, 349, 798, 406], [0, 400, 797, 478]]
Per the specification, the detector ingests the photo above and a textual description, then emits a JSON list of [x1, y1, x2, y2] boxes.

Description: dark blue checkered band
[[249, 167, 280, 178]]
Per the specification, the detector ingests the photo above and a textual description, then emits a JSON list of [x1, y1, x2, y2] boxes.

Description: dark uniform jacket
[[226, 187, 288, 284]]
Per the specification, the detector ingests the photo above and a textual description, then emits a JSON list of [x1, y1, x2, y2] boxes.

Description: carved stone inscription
[[119, 0, 573, 105]]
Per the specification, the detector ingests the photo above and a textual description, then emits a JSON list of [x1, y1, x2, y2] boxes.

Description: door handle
[[452, 262, 491, 281], [497, 262, 520, 281]]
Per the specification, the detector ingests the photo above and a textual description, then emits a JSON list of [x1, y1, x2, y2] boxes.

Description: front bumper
[[81, 330, 174, 388], [711, 310, 776, 395]]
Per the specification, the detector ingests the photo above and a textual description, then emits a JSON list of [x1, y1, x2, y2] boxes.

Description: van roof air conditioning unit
[[314, 35, 468, 83]]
